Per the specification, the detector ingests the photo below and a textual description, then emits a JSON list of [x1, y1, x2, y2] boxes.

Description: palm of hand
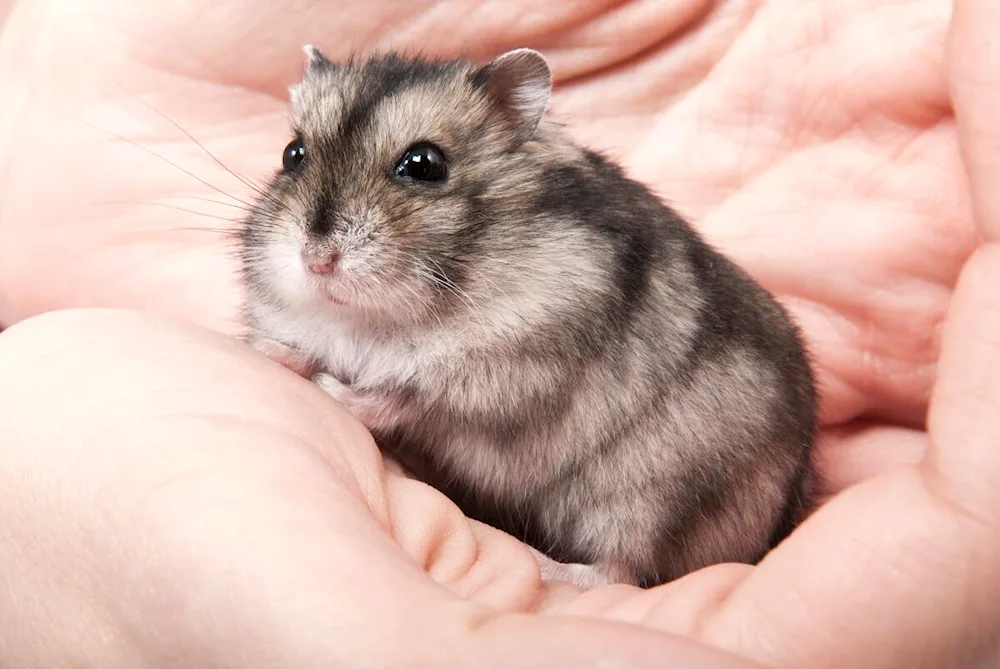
[[0, 1, 989, 667], [1, 0, 968, 432]]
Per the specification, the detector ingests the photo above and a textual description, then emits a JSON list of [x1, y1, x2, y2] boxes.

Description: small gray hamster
[[239, 46, 817, 588]]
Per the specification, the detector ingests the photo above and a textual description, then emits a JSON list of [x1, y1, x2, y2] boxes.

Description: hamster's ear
[[290, 44, 337, 106], [475, 49, 552, 145], [302, 44, 334, 73]]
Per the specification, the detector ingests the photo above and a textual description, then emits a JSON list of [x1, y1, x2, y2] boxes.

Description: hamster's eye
[[282, 137, 306, 172], [394, 143, 448, 183]]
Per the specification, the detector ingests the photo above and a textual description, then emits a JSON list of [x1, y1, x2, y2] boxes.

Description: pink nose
[[304, 250, 341, 275]]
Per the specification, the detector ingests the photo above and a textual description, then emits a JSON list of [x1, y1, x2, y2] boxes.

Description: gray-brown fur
[[239, 47, 817, 587]]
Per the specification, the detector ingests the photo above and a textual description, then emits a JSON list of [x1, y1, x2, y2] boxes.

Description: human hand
[[2, 223, 997, 667], [0, 0, 971, 455], [1, 0, 998, 666], [0, 308, 764, 669]]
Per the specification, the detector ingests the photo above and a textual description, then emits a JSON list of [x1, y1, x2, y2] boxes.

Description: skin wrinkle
[[82, 2, 711, 100], [0, 0, 960, 431], [535, 0, 720, 83], [542, 0, 758, 132], [702, 152, 956, 423], [4, 2, 1000, 666], [706, 130, 965, 423]]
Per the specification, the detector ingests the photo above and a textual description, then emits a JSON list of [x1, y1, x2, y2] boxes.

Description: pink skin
[[252, 339, 314, 378], [253, 338, 412, 476], [253, 340, 384, 427], [310, 372, 385, 430], [2, 0, 1000, 667]]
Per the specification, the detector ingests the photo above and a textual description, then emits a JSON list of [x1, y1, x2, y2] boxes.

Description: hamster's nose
[[303, 249, 341, 275]]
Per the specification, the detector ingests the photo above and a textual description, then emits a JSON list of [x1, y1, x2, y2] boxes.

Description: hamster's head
[[241, 46, 558, 328]]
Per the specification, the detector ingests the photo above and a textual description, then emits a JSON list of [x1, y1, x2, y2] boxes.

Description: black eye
[[282, 137, 306, 172], [394, 143, 448, 183]]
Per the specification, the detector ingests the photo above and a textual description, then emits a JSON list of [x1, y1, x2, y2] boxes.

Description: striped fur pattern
[[239, 47, 817, 587]]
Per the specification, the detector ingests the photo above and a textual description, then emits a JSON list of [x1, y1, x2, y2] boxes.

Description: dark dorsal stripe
[[337, 54, 464, 147]]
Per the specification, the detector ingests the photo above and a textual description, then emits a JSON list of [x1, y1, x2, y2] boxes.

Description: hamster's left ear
[[474, 49, 552, 145]]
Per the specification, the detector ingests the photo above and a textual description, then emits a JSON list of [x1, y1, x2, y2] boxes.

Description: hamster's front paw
[[312, 372, 383, 427], [526, 546, 610, 591], [252, 338, 313, 378]]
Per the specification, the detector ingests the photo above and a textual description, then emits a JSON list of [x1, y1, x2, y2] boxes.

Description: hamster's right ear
[[289, 44, 337, 106], [474, 48, 552, 145], [302, 44, 333, 72]]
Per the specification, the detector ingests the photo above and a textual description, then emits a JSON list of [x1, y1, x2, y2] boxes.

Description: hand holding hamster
[[6, 2, 1000, 666], [241, 46, 817, 588]]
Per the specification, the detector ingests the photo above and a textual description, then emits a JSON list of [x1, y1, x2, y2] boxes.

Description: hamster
[[238, 46, 817, 588]]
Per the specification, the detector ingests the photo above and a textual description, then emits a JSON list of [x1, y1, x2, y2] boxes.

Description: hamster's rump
[[239, 47, 817, 587]]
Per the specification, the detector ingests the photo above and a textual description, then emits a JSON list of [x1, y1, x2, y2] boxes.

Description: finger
[[0, 309, 425, 666], [0, 308, 541, 607], [948, 0, 1000, 240], [383, 474, 544, 614], [690, 248, 1000, 668], [546, 563, 752, 637], [47, 0, 696, 95], [813, 421, 927, 499], [0, 308, 767, 668], [700, 472, 1000, 668], [252, 338, 314, 377], [457, 614, 767, 669], [924, 244, 1000, 526]]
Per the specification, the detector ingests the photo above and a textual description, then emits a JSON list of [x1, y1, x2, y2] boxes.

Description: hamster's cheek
[[258, 238, 318, 307]]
